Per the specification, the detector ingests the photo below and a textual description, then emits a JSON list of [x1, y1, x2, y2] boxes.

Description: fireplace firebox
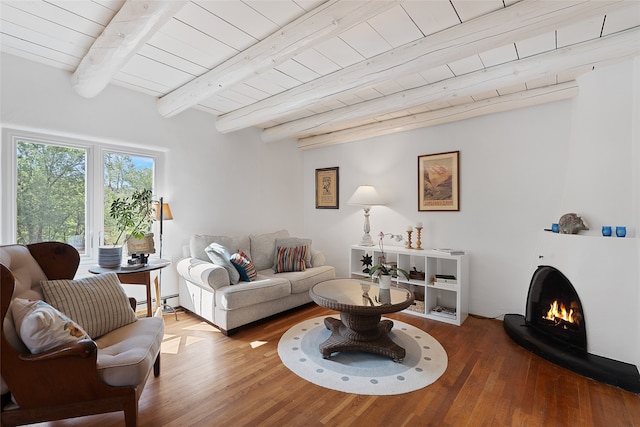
[[504, 265, 640, 393], [525, 266, 586, 351]]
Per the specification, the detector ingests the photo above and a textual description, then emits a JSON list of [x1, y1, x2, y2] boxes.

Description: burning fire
[[544, 300, 576, 324]]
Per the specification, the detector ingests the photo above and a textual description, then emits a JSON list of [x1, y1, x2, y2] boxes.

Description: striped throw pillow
[[41, 272, 137, 339], [273, 245, 307, 273], [230, 251, 257, 282]]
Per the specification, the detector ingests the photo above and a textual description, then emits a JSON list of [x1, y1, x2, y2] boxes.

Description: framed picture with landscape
[[315, 167, 339, 209], [418, 151, 459, 211]]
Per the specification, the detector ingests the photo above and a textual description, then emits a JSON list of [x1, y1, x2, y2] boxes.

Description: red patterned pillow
[[230, 251, 257, 282], [274, 245, 307, 273]]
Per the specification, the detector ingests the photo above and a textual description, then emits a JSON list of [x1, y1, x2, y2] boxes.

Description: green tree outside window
[[17, 141, 86, 250], [16, 141, 154, 252]]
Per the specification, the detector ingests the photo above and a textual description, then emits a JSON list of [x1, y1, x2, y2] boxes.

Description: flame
[[544, 300, 575, 324]]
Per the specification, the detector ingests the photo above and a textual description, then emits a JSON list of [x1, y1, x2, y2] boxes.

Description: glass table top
[[310, 278, 413, 310]]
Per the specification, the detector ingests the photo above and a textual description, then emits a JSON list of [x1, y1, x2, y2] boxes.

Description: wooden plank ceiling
[[1, 0, 639, 149]]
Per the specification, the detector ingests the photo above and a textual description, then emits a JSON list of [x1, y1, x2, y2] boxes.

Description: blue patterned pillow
[[273, 245, 307, 273], [230, 251, 257, 282]]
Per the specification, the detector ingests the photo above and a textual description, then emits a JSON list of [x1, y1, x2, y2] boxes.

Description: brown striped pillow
[[273, 245, 308, 273], [274, 238, 312, 268], [41, 272, 137, 339]]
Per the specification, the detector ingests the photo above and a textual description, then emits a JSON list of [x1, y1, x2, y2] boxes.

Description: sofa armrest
[[310, 250, 326, 267], [177, 257, 230, 290]]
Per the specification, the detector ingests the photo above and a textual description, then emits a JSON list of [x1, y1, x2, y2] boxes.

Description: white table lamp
[[348, 185, 384, 246]]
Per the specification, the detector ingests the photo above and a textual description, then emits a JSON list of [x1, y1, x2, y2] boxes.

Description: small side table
[[89, 259, 170, 317]]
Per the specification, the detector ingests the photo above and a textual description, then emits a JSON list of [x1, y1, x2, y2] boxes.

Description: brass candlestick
[[406, 230, 413, 249], [415, 227, 423, 250]]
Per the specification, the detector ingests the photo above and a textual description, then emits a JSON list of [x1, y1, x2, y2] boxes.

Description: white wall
[[304, 100, 572, 319], [303, 59, 640, 332], [0, 53, 304, 301], [561, 60, 638, 231]]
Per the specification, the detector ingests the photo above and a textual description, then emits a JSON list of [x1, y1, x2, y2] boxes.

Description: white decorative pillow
[[205, 242, 240, 284], [41, 272, 137, 339], [10, 298, 90, 354]]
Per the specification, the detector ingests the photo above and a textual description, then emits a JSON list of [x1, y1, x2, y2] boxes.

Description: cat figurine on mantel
[[558, 213, 589, 234]]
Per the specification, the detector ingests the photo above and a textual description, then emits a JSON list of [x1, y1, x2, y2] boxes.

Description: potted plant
[[368, 232, 410, 289], [99, 188, 154, 267]]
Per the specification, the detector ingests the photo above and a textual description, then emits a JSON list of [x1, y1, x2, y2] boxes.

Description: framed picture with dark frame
[[418, 151, 459, 211], [315, 167, 339, 209]]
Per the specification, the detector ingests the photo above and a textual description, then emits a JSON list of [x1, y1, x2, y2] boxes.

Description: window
[[103, 152, 154, 245], [16, 140, 87, 251], [2, 129, 160, 262]]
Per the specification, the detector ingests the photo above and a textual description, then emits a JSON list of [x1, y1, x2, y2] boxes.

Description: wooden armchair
[[1, 242, 164, 426]]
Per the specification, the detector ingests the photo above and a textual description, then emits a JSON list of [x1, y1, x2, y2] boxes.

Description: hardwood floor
[[34, 305, 640, 426]]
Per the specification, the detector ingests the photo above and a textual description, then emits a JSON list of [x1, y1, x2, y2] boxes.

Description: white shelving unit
[[349, 244, 469, 326]]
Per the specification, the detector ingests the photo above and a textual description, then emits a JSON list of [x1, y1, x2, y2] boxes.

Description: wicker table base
[[310, 279, 414, 363], [320, 314, 406, 362]]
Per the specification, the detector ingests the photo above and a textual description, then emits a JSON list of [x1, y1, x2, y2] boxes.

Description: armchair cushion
[[96, 316, 164, 387], [10, 298, 90, 354], [41, 272, 137, 339]]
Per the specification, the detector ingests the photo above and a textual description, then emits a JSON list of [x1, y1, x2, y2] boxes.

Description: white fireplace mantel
[[532, 231, 639, 367]]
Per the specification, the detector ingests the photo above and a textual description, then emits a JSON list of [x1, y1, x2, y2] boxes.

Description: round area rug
[[277, 316, 447, 395]]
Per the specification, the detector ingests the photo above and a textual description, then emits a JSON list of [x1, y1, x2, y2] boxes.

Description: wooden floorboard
[[32, 305, 640, 426]]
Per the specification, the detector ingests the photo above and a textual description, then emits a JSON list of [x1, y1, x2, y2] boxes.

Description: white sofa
[[177, 230, 335, 335]]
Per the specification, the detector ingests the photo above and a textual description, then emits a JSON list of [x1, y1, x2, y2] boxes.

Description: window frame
[[1, 128, 162, 265]]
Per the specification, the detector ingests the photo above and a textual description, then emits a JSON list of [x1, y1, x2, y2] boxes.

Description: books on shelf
[[434, 248, 465, 255], [433, 280, 457, 289], [433, 274, 457, 287], [435, 278, 457, 284], [430, 305, 457, 319]]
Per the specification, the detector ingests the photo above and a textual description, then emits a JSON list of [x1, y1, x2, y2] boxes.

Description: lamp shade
[[153, 202, 173, 221], [347, 185, 384, 207]]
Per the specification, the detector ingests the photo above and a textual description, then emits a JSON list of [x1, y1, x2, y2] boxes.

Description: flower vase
[[379, 274, 392, 290]]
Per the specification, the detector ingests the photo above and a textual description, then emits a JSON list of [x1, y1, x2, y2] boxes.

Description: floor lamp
[[154, 197, 178, 320], [347, 185, 384, 246]]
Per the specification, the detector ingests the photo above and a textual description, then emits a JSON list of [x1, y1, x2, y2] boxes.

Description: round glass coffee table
[[309, 278, 414, 362]]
